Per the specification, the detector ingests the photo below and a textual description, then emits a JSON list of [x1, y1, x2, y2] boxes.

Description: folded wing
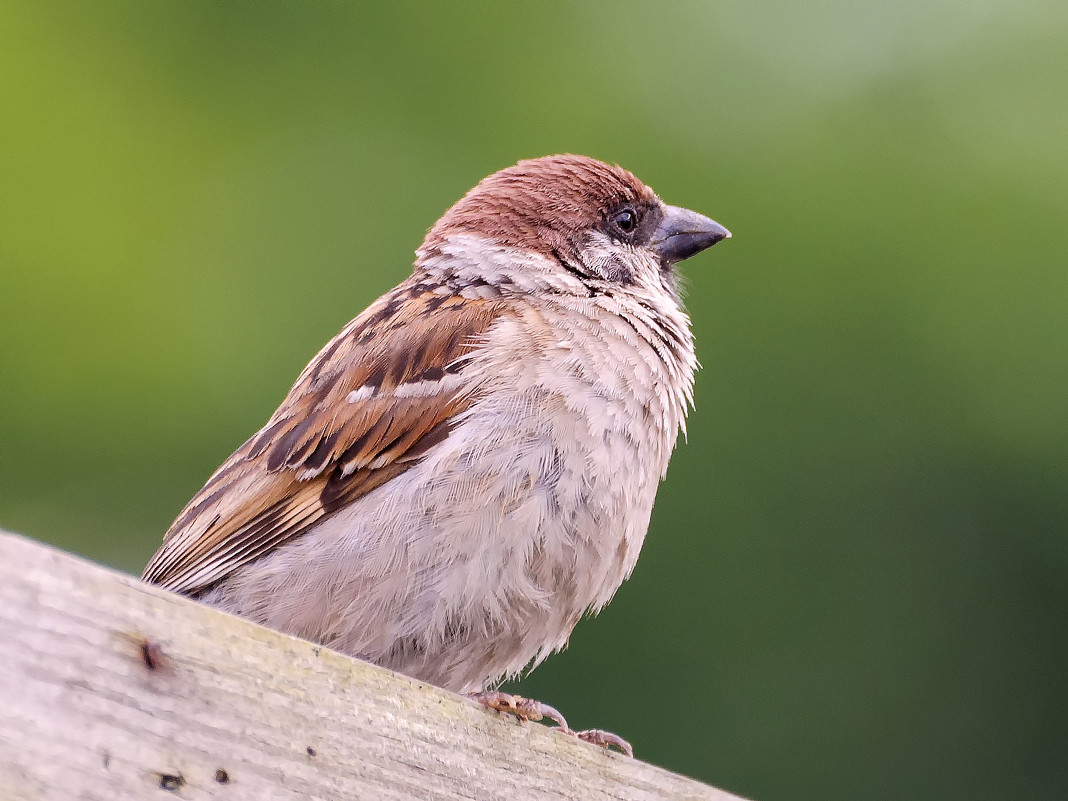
[[142, 283, 505, 595]]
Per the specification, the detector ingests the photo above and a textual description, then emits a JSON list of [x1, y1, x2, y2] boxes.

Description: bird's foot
[[468, 691, 569, 731], [468, 691, 633, 756], [573, 728, 634, 758]]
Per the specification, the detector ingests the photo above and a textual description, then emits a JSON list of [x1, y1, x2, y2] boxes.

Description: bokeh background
[[2, 2, 1066, 799]]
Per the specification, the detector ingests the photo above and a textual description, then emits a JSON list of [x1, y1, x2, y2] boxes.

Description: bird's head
[[418, 154, 730, 298]]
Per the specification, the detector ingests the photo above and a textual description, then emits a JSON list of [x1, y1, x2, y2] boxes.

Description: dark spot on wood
[[214, 768, 231, 784], [140, 638, 165, 671], [158, 772, 185, 791], [306, 746, 317, 757], [102, 751, 110, 770]]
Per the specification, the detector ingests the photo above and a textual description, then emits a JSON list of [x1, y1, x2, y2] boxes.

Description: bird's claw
[[573, 728, 634, 758], [468, 691, 570, 731], [469, 691, 633, 756]]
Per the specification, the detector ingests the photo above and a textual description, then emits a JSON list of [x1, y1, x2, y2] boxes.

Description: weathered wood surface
[[0, 531, 746, 801]]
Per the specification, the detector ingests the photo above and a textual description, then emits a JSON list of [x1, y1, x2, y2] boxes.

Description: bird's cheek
[[588, 253, 634, 285]]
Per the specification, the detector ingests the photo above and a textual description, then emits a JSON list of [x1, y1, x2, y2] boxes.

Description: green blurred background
[[2, 1, 1066, 798]]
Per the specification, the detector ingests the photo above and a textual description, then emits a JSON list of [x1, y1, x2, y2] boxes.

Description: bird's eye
[[611, 208, 638, 234]]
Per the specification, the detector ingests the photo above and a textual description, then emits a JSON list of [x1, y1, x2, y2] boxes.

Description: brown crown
[[420, 155, 657, 261]]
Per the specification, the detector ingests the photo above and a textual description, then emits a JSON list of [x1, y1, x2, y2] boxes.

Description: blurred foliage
[[2, 2, 1066, 799]]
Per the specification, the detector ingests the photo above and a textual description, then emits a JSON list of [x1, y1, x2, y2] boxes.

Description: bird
[[142, 154, 730, 755]]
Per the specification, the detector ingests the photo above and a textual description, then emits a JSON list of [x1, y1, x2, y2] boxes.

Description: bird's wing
[[142, 283, 506, 595]]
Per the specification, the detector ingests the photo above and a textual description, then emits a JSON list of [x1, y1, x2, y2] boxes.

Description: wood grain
[[0, 530, 747, 801]]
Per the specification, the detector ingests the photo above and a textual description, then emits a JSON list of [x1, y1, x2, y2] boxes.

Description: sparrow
[[142, 154, 730, 755]]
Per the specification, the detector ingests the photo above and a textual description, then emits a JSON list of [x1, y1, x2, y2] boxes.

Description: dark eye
[[611, 208, 638, 234]]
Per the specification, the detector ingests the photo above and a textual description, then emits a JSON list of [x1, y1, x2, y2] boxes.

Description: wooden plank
[[0, 530, 747, 801]]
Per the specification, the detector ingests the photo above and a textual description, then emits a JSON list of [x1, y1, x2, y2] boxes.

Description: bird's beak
[[651, 205, 731, 264]]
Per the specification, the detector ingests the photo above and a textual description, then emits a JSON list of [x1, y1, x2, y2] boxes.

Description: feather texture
[[142, 282, 506, 594]]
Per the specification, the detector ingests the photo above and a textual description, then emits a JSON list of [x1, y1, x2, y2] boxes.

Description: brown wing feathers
[[142, 284, 504, 594]]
